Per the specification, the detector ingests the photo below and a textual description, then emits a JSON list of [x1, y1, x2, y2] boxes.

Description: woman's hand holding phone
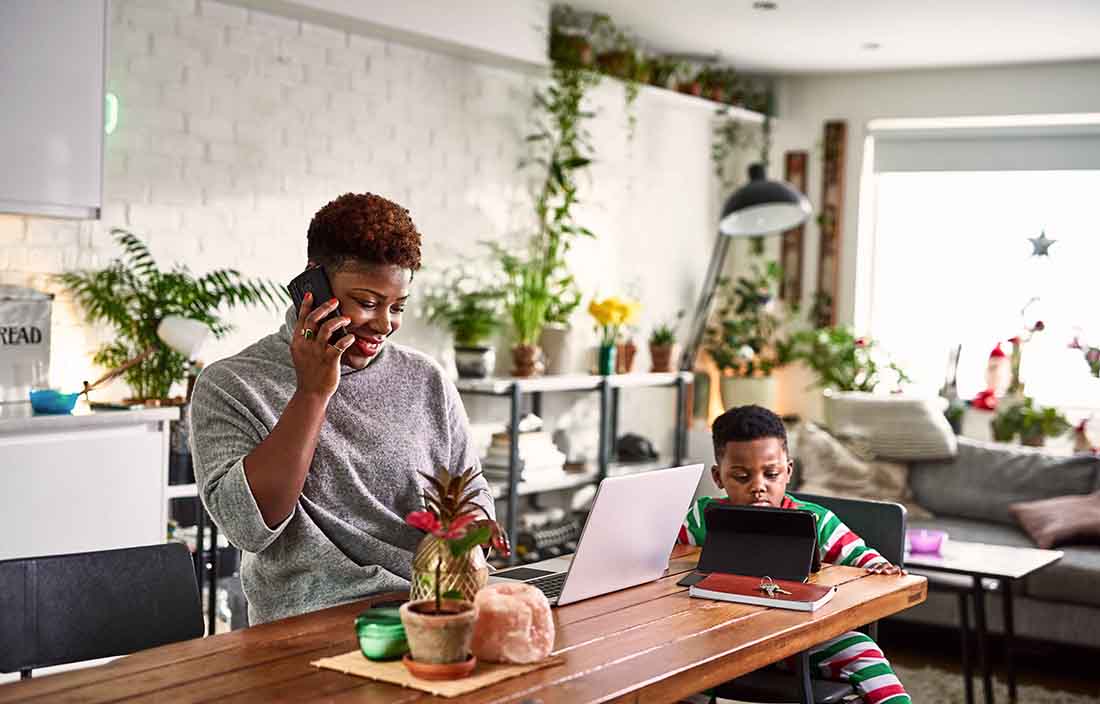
[[291, 292, 355, 400]]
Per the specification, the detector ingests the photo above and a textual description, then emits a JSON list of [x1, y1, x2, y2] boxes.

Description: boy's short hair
[[712, 404, 788, 460]]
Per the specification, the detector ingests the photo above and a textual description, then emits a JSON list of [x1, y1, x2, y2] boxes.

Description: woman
[[189, 192, 493, 625]]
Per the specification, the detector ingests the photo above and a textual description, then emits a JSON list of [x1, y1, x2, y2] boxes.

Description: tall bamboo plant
[[496, 62, 600, 343], [57, 228, 287, 401]]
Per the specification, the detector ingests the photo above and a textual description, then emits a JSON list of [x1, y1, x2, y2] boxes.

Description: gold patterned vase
[[409, 533, 489, 603]]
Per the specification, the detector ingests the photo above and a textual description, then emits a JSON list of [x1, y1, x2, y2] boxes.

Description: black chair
[[0, 542, 204, 679], [711, 494, 908, 704]]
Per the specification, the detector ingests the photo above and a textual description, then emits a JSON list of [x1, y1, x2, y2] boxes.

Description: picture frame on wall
[[816, 121, 847, 327], [780, 151, 808, 305]]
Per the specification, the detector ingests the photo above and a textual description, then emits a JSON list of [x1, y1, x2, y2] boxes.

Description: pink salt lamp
[[470, 582, 555, 664]]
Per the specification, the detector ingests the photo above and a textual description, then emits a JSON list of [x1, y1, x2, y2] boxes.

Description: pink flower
[[1031, 320, 1045, 332], [406, 510, 441, 534], [1069, 337, 1083, 350], [1008, 336, 1021, 345], [441, 512, 477, 539], [854, 337, 868, 348], [1088, 348, 1100, 364]]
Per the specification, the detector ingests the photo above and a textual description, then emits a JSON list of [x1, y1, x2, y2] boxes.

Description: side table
[[905, 540, 1062, 704]]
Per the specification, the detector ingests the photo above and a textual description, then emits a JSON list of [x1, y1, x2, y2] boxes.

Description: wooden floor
[[880, 620, 1100, 698]]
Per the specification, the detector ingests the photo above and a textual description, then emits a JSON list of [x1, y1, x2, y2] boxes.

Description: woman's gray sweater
[[188, 309, 492, 625]]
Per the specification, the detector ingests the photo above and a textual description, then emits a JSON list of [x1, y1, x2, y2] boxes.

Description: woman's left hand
[[866, 562, 907, 576]]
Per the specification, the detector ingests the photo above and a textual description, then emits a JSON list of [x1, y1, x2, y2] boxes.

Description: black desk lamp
[[680, 163, 812, 371]]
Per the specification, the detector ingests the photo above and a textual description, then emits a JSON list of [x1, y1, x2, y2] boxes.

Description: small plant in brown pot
[[401, 467, 509, 679], [649, 310, 684, 373]]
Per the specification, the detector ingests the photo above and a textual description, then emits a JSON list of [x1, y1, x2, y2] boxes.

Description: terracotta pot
[[402, 652, 477, 680], [596, 49, 634, 79], [410, 534, 489, 604], [615, 340, 637, 374], [511, 344, 544, 378], [649, 343, 675, 373], [677, 81, 703, 97], [399, 599, 477, 665]]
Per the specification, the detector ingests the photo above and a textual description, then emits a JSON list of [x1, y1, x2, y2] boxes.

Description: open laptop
[[488, 463, 704, 606]]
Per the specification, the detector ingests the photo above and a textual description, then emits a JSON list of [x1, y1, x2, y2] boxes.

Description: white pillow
[[823, 390, 958, 461]]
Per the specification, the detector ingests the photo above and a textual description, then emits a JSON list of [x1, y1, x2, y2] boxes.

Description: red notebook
[[689, 573, 836, 612]]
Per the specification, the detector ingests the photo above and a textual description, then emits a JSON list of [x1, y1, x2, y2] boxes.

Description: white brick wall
[[3, 0, 724, 454]]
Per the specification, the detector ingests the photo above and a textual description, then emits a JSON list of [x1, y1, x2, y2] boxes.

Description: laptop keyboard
[[528, 572, 568, 600]]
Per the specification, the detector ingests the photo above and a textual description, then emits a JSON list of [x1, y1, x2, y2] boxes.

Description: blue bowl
[[29, 389, 81, 414]]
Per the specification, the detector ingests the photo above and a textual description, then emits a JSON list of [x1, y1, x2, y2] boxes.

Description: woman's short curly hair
[[307, 193, 422, 272]]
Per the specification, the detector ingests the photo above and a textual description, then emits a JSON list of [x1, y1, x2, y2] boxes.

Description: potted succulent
[[588, 296, 640, 375], [420, 262, 506, 379], [402, 466, 509, 678], [705, 263, 786, 409], [991, 396, 1071, 446], [648, 310, 684, 373]]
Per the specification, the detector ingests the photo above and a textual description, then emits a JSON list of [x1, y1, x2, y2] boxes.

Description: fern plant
[[57, 228, 287, 401]]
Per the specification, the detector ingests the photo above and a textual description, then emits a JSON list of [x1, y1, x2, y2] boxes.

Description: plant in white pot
[[401, 467, 509, 679], [420, 262, 506, 379], [705, 262, 785, 409]]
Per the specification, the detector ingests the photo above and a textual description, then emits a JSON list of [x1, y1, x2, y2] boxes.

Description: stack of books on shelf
[[481, 430, 567, 486]]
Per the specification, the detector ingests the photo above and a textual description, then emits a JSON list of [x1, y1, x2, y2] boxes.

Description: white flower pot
[[719, 375, 778, 411]]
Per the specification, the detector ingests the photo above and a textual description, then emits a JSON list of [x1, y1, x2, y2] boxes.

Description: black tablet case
[[695, 504, 820, 582]]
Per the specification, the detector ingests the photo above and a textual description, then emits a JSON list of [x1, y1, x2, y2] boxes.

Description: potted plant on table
[[420, 262, 505, 379], [402, 466, 509, 678], [648, 310, 684, 373], [705, 262, 786, 409]]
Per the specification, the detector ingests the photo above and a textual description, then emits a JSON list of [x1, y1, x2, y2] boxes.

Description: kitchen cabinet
[[0, 0, 107, 219]]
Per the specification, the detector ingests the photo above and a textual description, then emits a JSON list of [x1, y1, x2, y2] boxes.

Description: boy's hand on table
[[866, 562, 907, 576]]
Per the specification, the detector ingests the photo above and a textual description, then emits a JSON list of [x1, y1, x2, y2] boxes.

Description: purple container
[[907, 529, 948, 554]]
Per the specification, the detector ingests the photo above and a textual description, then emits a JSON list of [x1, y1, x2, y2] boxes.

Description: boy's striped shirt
[[677, 494, 888, 569]]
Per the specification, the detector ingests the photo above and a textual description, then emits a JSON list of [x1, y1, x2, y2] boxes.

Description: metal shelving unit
[[456, 372, 691, 565]]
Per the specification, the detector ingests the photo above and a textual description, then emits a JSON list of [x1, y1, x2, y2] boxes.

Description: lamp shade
[[718, 163, 812, 237], [156, 316, 209, 360]]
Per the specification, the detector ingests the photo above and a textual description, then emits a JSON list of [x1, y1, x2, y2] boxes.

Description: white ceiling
[[568, 0, 1100, 74]]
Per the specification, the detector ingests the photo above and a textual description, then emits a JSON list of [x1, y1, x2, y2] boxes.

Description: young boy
[[680, 405, 910, 704]]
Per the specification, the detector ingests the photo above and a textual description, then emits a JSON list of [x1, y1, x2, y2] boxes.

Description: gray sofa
[[893, 437, 1100, 648]]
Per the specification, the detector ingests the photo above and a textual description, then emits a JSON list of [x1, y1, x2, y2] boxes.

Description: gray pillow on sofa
[[909, 438, 1100, 525]]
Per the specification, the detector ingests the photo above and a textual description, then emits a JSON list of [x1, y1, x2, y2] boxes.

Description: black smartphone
[[287, 266, 345, 344]]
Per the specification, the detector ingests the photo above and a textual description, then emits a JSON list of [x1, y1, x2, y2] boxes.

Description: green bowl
[[355, 607, 409, 661]]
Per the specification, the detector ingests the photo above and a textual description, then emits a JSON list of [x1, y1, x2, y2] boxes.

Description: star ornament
[[1029, 231, 1056, 257]]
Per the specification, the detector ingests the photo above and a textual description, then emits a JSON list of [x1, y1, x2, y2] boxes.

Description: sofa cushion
[[1010, 491, 1100, 549], [909, 438, 1100, 525], [823, 390, 957, 461], [1024, 546, 1100, 608], [793, 422, 932, 518]]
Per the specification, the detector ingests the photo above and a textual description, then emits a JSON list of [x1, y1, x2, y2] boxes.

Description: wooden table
[[906, 539, 1062, 704], [0, 547, 926, 703]]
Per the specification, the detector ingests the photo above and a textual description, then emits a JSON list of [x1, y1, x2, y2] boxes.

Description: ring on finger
[[302, 328, 315, 340]]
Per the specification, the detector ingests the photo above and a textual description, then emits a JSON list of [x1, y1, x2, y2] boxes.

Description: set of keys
[[757, 576, 792, 597]]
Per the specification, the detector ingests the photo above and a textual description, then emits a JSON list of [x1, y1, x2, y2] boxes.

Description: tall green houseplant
[[520, 62, 601, 331], [58, 229, 287, 401]]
